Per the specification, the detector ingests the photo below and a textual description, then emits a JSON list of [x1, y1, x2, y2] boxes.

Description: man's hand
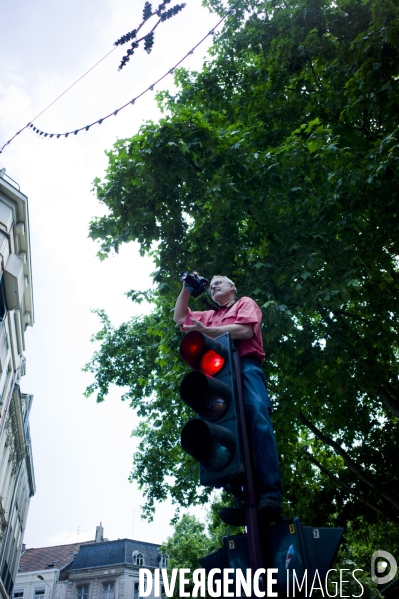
[[183, 317, 208, 333], [183, 319, 254, 340]]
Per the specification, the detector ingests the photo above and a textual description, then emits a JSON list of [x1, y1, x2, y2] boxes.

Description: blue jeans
[[241, 357, 282, 501]]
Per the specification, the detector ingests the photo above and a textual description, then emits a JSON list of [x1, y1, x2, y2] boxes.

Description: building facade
[[14, 525, 166, 599], [0, 170, 36, 599]]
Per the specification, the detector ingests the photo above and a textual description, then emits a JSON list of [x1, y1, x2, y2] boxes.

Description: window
[[134, 582, 147, 599], [132, 551, 145, 566], [103, 583, 114, 599], [34, 589, 45, 599], [159, 555, 168, 568], [0, 276, 7, 322], [77, 587, 89, 599], [14, 591, 24, 599]]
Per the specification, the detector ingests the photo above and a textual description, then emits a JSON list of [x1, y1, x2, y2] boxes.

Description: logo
[[371, 550, 397, 585]]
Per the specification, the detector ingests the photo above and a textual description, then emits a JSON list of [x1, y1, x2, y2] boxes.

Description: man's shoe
[[219, 507, 246, 527], [258, 496, 282, 519]]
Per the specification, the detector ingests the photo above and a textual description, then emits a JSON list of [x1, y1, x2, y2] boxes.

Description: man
[[174, 274, 282, 520]]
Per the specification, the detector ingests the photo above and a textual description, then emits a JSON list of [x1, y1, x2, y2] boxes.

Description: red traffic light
[[179, 331, 245, 488], [180, 331, 227, 375], [200, 350, 225, 376]]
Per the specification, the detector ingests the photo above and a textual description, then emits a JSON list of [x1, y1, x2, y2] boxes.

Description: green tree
[[159, 504, 244, 599], [85, 0, 399, 562], [159, 508, 386, 599], [160, 514, 211, 575]]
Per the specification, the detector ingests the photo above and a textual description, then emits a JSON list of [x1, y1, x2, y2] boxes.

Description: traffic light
[[264, 517, 343, 595], [179, 330, 245, 488], [200, 519, 343, 597]]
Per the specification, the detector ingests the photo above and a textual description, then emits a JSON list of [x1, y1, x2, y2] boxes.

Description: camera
[[179, 271, 209, 298]]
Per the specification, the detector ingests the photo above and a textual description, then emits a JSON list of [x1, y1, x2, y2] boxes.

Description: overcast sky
[[0, 0, 218, 548]]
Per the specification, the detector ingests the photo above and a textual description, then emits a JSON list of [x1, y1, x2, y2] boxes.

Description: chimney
[[95, 523, 104, 543]]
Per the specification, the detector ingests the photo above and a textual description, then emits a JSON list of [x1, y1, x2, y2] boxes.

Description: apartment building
[[14, 525, 166, 599], [0, 169, 36, 599]]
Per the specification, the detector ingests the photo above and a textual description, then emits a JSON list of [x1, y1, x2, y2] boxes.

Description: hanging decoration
[[0, 2, 240, 154]]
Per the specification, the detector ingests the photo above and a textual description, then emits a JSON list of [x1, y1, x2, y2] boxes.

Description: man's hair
[[210, 275, 237, 297]]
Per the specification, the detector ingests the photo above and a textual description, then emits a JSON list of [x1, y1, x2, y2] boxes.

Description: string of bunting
[[0, 2, 240, 154]]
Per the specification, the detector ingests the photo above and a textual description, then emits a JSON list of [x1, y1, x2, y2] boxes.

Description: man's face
[[210, 277, 235, 304]]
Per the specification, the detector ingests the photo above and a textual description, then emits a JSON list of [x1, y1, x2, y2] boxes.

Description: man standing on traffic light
[[173, 274, 282, 520]]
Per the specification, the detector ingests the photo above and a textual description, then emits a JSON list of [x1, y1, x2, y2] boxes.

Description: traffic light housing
[[200, 519, 343, 597], [179, 330, 245, 488], [264, 517, 343, 595]]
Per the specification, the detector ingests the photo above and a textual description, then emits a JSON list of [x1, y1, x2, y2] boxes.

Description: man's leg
[[241, 358, 282, 512]]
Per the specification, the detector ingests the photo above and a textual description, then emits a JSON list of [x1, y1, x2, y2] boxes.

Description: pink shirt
[[183, 296, 265, 363]]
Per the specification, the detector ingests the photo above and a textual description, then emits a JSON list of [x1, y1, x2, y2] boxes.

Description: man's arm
[[173, 283, 191, 324], [183, 318, 254, 340]]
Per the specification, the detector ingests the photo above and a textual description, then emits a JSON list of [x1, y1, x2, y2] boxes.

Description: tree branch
[[298, 412, 399, 511], [303, 450, 383, 516], [331, 309, 370, 323], [383, 381, 399, 402], [306, 57, 324, 90], [379, 388, 399, 418], [298, 412, 374, 487]]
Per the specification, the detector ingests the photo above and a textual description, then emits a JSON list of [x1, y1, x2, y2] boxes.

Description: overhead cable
[[0, 3, 240, 154]]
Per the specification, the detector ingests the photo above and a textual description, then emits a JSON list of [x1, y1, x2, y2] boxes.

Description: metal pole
[[233, 346, 265, 596]]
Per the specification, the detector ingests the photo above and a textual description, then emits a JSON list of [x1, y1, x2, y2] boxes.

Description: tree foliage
[[159, 510, 391, 599], [160, 514, 211, 574], [85, 0, 399, 561]]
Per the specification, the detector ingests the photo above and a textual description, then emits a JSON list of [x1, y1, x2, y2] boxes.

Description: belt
[[241, 355, 261, 364]]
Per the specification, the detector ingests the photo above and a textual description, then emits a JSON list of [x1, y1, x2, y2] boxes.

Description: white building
[[14, 525, 167, 599], [14, 539, 89, 599], [0, 169, 36, 599]]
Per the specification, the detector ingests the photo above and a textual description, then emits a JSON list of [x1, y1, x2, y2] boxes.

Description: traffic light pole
[[180, 331, 344, 596], [233, 345, 266, 596]]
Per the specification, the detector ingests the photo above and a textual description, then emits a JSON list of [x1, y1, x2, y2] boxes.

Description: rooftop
[[71, 539, 162, 570], [18, 538, 163, 574], [18, 541, 94, 573]]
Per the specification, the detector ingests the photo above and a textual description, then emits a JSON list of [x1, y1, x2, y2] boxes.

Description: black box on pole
[[264, 518, 343, 596], [200, 519, 343, 598]]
